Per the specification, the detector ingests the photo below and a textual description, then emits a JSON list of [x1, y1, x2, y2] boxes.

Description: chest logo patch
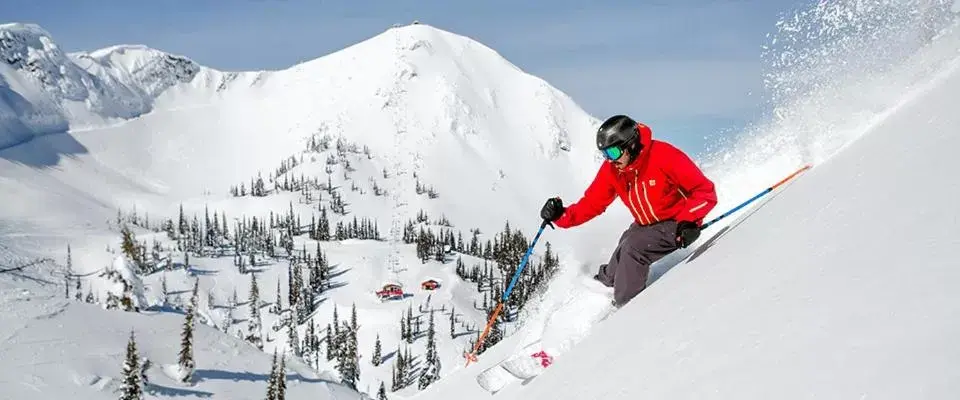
[[648, 179, 656, 186]]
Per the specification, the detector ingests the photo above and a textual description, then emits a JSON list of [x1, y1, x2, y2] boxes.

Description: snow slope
[[0, 259, 362, 400], [416, 1, 960, 398], [489, 52, 960, 400]]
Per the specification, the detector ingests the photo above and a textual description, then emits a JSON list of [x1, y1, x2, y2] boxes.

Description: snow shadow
[[0, 129, 89, 168], [326, 264, 350, 280], [0, 85, 88, 167], [187, 267, 219, 276], [146, 383, 214, 398], [194, 368, 328, 384], [380, 349, 398, 363]]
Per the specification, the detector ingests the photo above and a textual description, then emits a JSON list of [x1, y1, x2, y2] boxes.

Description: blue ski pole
[[465, 219, 552, 365]]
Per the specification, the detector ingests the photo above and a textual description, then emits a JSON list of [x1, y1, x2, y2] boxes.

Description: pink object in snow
[[530, 350, 553, 367]]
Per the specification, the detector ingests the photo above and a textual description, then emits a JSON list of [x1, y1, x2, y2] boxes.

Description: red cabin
[[421, 279, 440, 290], [376, 283, 404, 300]]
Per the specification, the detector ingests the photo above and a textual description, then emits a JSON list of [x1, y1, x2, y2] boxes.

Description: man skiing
[[540, 114, 718, 307]]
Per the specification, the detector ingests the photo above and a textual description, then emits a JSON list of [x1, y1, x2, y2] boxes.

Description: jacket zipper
[[629, 171, 650, 225], [642, 180, 660, 222]]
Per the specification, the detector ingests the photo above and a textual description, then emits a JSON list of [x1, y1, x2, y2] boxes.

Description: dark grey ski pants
[[595, 220, 679, 306]]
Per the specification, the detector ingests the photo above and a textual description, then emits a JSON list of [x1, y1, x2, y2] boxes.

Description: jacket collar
[[616, 122, 654, 174]]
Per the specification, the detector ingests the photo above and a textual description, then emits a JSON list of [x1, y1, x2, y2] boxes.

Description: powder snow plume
[[698, 0, 959, 229]]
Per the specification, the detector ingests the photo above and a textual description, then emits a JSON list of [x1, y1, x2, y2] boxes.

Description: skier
[[540, 114, 718, 307]]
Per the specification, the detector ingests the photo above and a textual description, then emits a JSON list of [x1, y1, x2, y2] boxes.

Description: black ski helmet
[[596, 115, 642, 158]]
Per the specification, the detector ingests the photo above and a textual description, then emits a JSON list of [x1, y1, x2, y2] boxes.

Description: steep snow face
[[489, 52, 960, 400], [0, 23, 248, 150], [415, 2, 960, 399], [69, 44, 200, 100]]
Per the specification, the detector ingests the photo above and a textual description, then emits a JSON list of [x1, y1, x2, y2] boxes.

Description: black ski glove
[[675, 221, 700, 248], [540, 197, 565, 222]]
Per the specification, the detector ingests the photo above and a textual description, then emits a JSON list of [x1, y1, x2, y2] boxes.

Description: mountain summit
[[0, 22, 606, 249]]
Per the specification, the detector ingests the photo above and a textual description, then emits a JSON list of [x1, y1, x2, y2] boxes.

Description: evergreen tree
[[287, 322, 300, 357], [449, 306, 456, 339], [65, 244, 72, 299], [372, 333, 382, 366], [178, 203, 187, 236], [273, 278, 283, 314], [378, 381, 388, 400], [120, 224, 143, 272], [265, 351, 278, 400], [119, 330, 144, 400], [178, 279, 198, 384], [405, 306, 414, 344], [276, 355, 287, 400], [418, 310, 440, 389], [157, 274, 169, 306], [392, 346, 404, 391], [325, 323, 334, 361], [336, 321, 358, 389], [391, 362, 399, 392], [307, 321, 319, 368], [331, 306, 340, 359], [294, 265, 306, 322], [350, 303, 358, 332], [247, 273, 263, 350], [334, 305, 360, 390]]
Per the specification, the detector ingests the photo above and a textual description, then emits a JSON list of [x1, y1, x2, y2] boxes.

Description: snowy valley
[[3, 1, 960, 399]]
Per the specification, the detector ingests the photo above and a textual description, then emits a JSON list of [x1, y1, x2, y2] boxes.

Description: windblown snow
[[2, 1, 959, 399]]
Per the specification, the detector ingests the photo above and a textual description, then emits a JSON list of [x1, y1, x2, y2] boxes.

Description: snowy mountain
[[0, 20, 607, 400], [0, 23, 256, 150]]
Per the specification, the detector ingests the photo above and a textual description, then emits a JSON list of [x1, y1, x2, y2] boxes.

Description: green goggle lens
[[602, 146, 623, 160]]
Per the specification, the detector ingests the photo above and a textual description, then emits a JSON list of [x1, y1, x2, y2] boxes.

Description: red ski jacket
[[555, 123, 718, 229]]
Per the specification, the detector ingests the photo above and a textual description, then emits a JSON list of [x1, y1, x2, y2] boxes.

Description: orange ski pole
[[464, 219, 552, 366], [701, 164, 811, 230]]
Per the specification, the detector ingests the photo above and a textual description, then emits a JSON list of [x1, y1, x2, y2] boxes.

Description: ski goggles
[[601, 145, 625, 161]]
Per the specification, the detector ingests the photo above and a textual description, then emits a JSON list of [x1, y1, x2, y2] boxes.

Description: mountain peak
[[0, 22, 53, 40], [279, 21, 591, 162], [0, 22, 235, 149]]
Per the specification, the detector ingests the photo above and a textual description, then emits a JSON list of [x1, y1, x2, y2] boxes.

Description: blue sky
[[3, 0, 811, 156]]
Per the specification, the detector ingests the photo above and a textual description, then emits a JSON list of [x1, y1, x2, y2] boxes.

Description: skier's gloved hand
[[675, 221, 700, 248], [540, 197, 565, 222]]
